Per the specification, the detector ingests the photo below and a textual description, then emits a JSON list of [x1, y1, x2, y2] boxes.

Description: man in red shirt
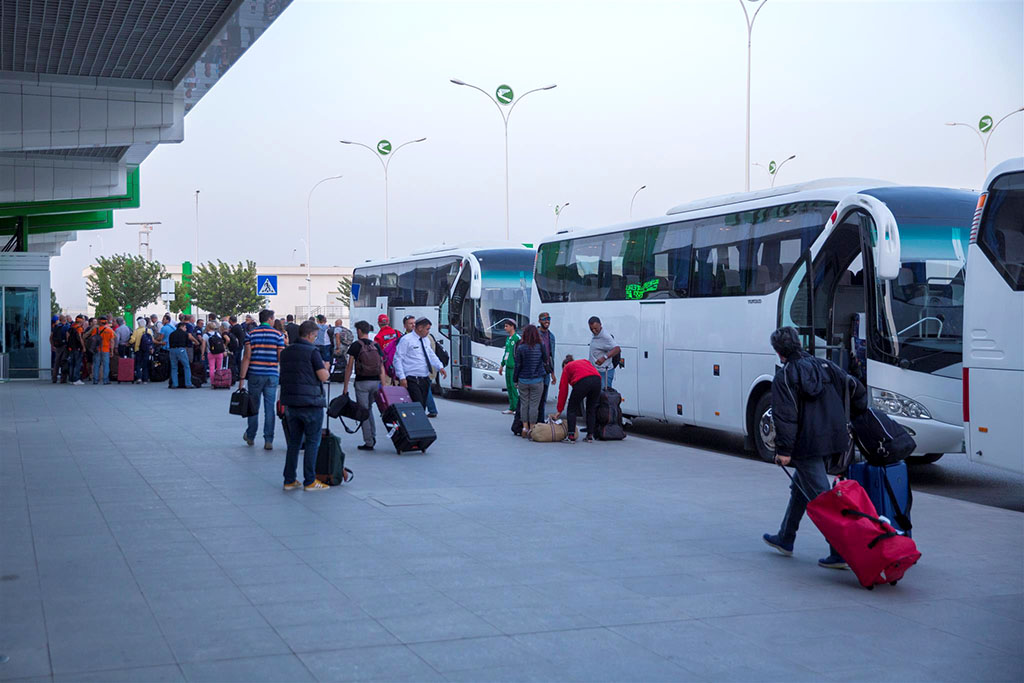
[[374, 314, 398, 348], [550, 355, 602, 443]]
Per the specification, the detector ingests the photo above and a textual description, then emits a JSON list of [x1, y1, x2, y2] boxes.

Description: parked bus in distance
[[350, 242, 535, 394], [532, 179, 977, 463], [963, 157, 1024, 474]]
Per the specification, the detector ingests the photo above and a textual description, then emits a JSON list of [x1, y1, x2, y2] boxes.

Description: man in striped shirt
[[240, 309, 286, 450]]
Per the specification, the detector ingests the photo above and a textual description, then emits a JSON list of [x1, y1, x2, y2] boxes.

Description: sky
[[52, 0, 1024, 310]]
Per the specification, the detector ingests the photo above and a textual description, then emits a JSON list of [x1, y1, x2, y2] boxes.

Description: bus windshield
[[876, 220, 968, 370], [473, 249, 534, 347]]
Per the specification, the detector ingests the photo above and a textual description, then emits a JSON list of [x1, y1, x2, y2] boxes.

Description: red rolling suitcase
[[785, 468, 921, 589], [376, 385, 411, 416], [212, 368, 232, 389], [116, 357, 134, 383]]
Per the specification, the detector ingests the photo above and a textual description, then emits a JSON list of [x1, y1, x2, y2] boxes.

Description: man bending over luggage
[[763, 326, 866, 570], [392, 317, 446, 408], [279, 320, 332, 491]]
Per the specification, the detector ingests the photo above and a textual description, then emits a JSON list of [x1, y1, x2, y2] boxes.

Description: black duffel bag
[[851, 409, 916, 466], [327, 393, 371, 433], [229, 388, 259, 417]]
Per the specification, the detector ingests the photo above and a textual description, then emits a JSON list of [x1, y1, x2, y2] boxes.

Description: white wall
[[0, 252, 51, 379]]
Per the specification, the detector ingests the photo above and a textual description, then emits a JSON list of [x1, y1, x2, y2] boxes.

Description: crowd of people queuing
[[48, 311, 352, 387]]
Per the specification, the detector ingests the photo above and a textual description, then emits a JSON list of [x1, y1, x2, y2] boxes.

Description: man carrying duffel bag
[[761, 326, 867, 570]]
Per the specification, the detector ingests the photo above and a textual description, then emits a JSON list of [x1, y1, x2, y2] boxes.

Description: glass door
[[3, 287, 40, 379]]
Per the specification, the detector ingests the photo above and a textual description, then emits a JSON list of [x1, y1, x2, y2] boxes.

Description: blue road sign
[[257, 275, 278, 296], [351, 282, 361, 301]]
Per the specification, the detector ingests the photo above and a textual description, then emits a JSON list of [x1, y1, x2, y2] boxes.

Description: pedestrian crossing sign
[[257, 275, 278, 296]]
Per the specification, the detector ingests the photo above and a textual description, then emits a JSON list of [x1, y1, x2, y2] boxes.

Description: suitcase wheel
[[889, 581, 898, 586], [865, 585, 874, 591]]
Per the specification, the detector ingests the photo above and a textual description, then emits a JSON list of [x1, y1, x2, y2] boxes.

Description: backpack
[[596, 388, 626, 440], [382, 338, 400, 379], [208, 333, 225, 355], [87, 329, 103, 353], [355, 339, 382, 377], [139, 330, 153, 352], [52, 324, 68, 348]]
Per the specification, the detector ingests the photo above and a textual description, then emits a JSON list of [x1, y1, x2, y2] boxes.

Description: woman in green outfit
[[498, 319, 520, 414]]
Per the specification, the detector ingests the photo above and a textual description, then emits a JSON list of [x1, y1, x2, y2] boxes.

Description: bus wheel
[[753, 393, 776, 463], [907, 453, 943, 465]]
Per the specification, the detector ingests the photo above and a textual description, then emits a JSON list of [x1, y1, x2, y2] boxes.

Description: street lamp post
[[629, 185, 647, 219], [553, 202, 570, 229], [450, 79, 557, 240], [946, 107, 1024, 178], [306, 175, 343, 311], [339, 138, 425, 259], [739, 0, 768, 193], [753, 154, 796, 188]]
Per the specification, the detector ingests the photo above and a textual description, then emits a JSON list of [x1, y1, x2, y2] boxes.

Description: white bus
[[963, 158, 1024, 474], [532, 179, 977, 462], [350, 242, 535, 394]]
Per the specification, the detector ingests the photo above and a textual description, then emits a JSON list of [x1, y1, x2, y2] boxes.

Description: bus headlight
[[473, 357, 500, 372], [870, 388, 931, 419]]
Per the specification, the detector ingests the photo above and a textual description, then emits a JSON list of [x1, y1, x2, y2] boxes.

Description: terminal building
[[1, 1, 294, 378]]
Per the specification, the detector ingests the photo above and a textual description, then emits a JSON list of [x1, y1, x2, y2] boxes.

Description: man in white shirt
[[392, 317, 447, 407]]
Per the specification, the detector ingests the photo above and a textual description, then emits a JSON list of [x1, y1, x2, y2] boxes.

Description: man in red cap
[[374, 314, 398, 349]]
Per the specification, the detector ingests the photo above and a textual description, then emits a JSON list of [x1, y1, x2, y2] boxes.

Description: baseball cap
[[402, 314, 415, 322], [377, 314, 389, 324]]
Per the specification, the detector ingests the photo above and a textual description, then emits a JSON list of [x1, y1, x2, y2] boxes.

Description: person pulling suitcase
[[761, 326, 867, 570]]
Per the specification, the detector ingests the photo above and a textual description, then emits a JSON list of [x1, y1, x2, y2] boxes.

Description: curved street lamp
[[946, 106, 1024, 179], [629, 185, 647, 218], [753, 154, 796, 188], [306, 175, 343, 310], [339, 138, 426, 258], [553, 202, 570, 229], [450, 79, 557, 240], [739, 0, 769, 192]]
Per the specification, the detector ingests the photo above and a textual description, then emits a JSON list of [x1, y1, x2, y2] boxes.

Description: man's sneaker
[[304, 480, 330, 491], [264, 442, 273, 451], [357, 444, 375, 451], [762, 533, 794, 557], [501, 409, 514, 415], [818, 553, 849, 570], [283, 480, 302, 491], [73, 380, 84, 386], [427, 413, 438, 418], [243, 434, 254, 447]]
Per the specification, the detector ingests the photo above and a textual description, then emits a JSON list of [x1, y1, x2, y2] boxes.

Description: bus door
[[638, 301, 666, 419], [781, 196, 901, 384], [441, 261, 474, 390]]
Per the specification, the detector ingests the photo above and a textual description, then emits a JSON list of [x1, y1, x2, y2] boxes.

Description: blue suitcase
[[848, 461, 912, 536]]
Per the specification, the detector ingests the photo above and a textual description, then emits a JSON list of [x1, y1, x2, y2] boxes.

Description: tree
[[191, 260, 267, 316], [168, 280, 190, 315], [335, 277, 352, 309], [86, 253, 165, 320], [50, 289, 60, 315]]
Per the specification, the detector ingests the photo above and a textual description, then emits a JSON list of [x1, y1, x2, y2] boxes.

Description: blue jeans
[[246, 374, 278, 443], [426, 385, 437, 414], [92, 351, 110, 384], [68, 350, 82, 383], [284, 406, 323, 486], [597, 365, 615, 389], [169, 348, 191, 387]]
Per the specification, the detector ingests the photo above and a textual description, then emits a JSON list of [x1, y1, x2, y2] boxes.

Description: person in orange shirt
[[89, 315, 117, 384]]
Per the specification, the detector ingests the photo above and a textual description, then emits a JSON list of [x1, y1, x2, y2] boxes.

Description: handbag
[[229, 388, 259, 417], [826, 373, 856, 476], [327, 392, 371, 434]]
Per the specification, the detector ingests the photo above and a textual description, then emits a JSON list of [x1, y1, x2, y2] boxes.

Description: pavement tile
[[163, 625, 291, 663], [298, 645, 443, 682], [408, 635, 536, 673], [52, 664, 185, 682], [256, 598, 369, 629], [377, 609, 502, 644], [0, 645, 52, 681], [178, 654, 315, 682], [276, 618, 402, 653], [48, 631, 176, 675]]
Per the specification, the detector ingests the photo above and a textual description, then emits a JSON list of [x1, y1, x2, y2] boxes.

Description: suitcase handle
[[840, 509, 900, 548]]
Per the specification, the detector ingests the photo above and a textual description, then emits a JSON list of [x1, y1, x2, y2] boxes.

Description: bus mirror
[[872, 209, 902, 281]]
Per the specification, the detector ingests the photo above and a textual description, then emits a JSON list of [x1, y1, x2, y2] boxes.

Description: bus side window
[[644, 222, 692, 298]]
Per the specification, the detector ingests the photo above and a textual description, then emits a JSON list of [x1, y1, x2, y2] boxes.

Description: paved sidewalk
[[2, 381, 1022, 682]]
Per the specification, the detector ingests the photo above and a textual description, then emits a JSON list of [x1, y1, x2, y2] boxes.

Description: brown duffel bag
[[531, 419, 574, 443]]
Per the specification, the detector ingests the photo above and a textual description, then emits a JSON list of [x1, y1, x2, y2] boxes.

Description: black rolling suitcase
[[383, 403, 436, 453], [314, 383, 352, 484]]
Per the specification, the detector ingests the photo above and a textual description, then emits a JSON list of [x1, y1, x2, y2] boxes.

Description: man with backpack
[[88, 316, 116, 385], [67, 315, 86, 385], [762, 326, 867, 571], [130, 317, 154, 383], [588, 316, 620, 390], [342, 320, 389, 451]]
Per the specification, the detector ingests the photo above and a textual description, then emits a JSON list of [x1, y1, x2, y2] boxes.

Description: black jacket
[[513, 342, 549, 383], [771, 351, 867, 459], [279, 340, 325, 407]]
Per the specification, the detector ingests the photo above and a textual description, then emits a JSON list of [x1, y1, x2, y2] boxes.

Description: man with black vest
[[279, 320, 332, 491]]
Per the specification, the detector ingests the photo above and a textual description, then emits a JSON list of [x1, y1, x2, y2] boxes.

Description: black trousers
[[537, 374, 550, 423], [567, 375, 601, 436], [406, 376, 431, 408]]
